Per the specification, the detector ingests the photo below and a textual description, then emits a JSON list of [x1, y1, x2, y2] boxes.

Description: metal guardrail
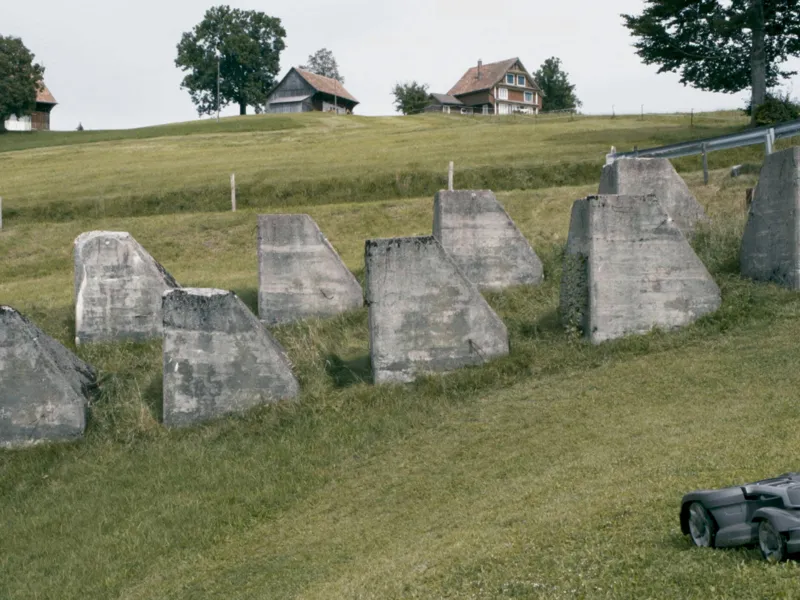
[[606, 118, 800, 166]]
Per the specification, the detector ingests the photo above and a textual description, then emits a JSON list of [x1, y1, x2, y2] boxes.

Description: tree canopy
[[533, 57, 582, 111], [300, 48, 344, 83], [622, 0, 800, 122], [392, 82, 429, 115], [0, 36, 44, 131], [175, 5, 286, 116]]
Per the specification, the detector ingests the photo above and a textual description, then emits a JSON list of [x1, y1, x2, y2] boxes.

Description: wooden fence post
[[448, 162, 454, 191], [231, 174, 236, 212], [702, 143, 709, 185]]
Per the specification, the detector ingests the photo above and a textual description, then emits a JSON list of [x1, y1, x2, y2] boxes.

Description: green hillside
[[3, 113, 800, 599], [0, 111, 759, 224]]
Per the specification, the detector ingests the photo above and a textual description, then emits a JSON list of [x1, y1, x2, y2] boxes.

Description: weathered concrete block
[[365, 236, 509, 384], [432, 190, 543, 290], [74, 231, 179, 344], [560, 195, 721, 344], [257, 214, 363, 324], [1, 306, 95, 448], [163, 288, 300, 428], [599, 158, 707, 236], [741, 147, 800, 289]]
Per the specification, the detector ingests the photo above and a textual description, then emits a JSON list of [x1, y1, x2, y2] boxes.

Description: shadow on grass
[[325, 353, 373, 387], [233, 287, 259, 315], [144, 372, 164, 424]]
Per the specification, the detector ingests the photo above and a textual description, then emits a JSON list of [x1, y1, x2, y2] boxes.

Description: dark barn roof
[[429, 93, 463, 106], [295, 69, 359, 104]]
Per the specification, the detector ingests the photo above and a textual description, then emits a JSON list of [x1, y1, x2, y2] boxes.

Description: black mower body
[[680, 473, 800, 553]]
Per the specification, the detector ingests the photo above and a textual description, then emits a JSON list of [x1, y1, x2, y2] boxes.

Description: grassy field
[[3, 113, 800, 598], [0, 111, 771, 225]]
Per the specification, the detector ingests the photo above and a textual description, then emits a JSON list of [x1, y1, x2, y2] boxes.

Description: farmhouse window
[[517, 75, 525, 86], [506, 73, 514, 84], [524, 91, 533, 103], [498, 88, 509, 100]]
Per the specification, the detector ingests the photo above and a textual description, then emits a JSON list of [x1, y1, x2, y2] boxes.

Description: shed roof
[[295, 69, 358, 104], [429, 93, 463, 105], [447, 58, 541, 97], [36, 83, 56, 105]]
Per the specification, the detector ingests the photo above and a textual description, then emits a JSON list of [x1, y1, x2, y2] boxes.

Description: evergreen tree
[[534, 57, 582, 111]]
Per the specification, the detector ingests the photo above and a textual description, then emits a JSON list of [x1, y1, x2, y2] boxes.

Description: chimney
[[477, 59, 482, 80]]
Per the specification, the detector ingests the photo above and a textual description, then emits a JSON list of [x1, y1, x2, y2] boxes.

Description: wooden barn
[[3, 83, 57, 131], [265, 68, 358, 115]]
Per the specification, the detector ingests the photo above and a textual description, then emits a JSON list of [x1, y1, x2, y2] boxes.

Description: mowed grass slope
[[0, 111, 769, 224], [5, 139, 800, 599]]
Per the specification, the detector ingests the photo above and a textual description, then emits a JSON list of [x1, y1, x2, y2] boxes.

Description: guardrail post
[[702, 143, 709, 185], [765, 128, 775, 155]]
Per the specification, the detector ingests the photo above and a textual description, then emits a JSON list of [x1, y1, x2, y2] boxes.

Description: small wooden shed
[[3, 83, 57, 131], [265, 68, 359, 115]]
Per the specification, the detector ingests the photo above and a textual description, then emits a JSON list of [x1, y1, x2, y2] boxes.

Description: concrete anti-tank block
[[162, 288, 300, 428], [560, 195, 720, 344], [741, 147, 800, 289], [258, 214, 363, 324], [432, 190, 544, 290], [74, 231, 179, 344], [365, 236, 509, 384], [599, 158, 707, 236], [1, 306, 96, 448]]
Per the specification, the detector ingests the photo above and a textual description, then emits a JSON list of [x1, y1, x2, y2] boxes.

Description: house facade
[[3, 84, 57, 131], [265, 68, 358, 115], [442, 58, 543, 116]]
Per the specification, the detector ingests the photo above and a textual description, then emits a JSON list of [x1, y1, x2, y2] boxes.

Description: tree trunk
[[750, 0, 767, 126], [239, 102, 247, 116]]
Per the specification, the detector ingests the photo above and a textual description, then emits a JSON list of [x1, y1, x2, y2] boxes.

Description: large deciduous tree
[[300, 48, 344, 83], [0, 36, 44, 132], [175, 5, 286, 116], [622, 0, 800, 124], [391, 81, 430, 115], [534, 57, 582, 111]]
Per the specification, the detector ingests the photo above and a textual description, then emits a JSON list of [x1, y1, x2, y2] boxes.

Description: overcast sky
[[4, 0, 799, 130]]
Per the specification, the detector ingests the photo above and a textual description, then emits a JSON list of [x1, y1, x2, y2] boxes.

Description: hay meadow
[[3, 112, 800, 599]]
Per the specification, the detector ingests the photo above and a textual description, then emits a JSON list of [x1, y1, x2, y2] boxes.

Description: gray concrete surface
[[599, 158, 707, 236], [74, 231, 179, 344], [741, 147, 800, 289], [162, 288, 300, 428], [365, 236, 509, 384], [257, 214, 363, 324], [560, 195, 721, 344], [1, 306, 96, 448], [432, 190, 543, 290]]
